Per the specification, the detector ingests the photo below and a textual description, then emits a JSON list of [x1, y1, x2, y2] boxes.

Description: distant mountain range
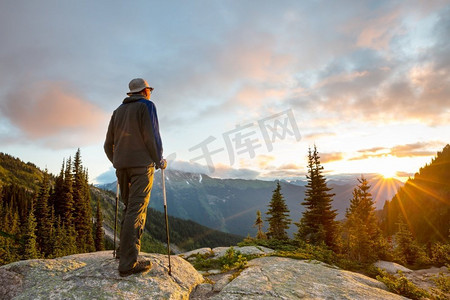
[[98, 170, 403, 237]]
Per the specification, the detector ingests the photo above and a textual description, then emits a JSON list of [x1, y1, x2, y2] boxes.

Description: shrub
[[219, 247, 248, 271], [192, 251, 221, 271], [238, 238, 298, 252], [192, 247, 250, 272], [375, 269, 430, 299], [431, 243, 450, 266], [432, 271, 450, 294], [271, 243, 337, 266]]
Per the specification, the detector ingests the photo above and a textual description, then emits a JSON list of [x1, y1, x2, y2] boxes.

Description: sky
[[0, 0, 449, 184]]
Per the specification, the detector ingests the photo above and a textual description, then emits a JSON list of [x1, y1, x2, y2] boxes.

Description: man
[[104, 78, 166, 277]]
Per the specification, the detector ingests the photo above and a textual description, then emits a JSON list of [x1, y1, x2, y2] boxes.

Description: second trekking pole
[[161, 168, 172, 275]]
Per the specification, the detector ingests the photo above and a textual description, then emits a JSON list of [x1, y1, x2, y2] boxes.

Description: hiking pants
[[116, 165, 154, 272]]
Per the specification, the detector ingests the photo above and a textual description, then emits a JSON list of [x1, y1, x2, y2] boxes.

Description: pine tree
[[52, 160, 66, 220], [343, 176, 385, 263], [266, 182, 291, 240], [296, 146, 339, 250], [0, 202, 21, 264], [94, 199, 105, 251], [22, 201, 39, 259], [72, 149, 95, 253], [253, 210, 267, 240], [62, 157, 74, 225], [52, 215, 78, 258], [395, 216, 428, 265], [35, 170, 52, 256], [52, 216, 65, 257]]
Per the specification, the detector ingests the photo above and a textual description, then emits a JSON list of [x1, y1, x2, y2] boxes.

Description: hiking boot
[[119, 260, 152, 277]]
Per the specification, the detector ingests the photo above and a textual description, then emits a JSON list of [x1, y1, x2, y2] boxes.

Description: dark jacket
[[104, 95, 163, 169]]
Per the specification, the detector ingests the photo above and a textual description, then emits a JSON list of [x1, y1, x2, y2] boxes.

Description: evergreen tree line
[[0, 149, 104, 265], [381, 144, 450, 244], [250, 145, 450, 268]]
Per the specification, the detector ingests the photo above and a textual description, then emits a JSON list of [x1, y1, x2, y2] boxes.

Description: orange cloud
[[277, 163, 301, 170], [350, 142, 440, 160], [255, 154, 276, 169], [303, 132, 337, 141], [1, 81, 108, 147], [320, 152, 344, 163]]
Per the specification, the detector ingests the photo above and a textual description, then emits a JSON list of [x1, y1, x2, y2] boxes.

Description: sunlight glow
[[379, 168, 397, 179]]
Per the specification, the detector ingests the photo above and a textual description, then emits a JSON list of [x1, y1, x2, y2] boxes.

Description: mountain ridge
[[98, 169, 403, 237]]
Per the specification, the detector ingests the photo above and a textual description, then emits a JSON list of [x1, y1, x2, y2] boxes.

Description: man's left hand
[[160, 159, 167, 169]]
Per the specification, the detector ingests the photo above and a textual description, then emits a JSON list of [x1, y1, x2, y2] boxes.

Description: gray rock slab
[[374, 260, 413, 274], [213, 274, 232, 292], [0, 251, 203, 300], [212, 257, 407, 300], [212, 246, 274, 258], [190, 283, 214, 300], [179, 247, 213, 259]]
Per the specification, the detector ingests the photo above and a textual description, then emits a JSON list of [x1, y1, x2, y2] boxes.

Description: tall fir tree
[[52, 160, 66, 221], [266, 182, 291, 240], [296, 146, 339, 250], [62, 157, 74, 225], [22, 201, 39, 259], [35, 170, 53, 256], [342, 176, 385, 263], [72, 149, 95, 252], [0, 202, 21, 264], [94, 198, 105, 251], [395, 216, 427, 265], [253, 210, 267, 240]]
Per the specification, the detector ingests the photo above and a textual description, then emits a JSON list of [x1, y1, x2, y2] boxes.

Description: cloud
[[0, 81, 108, 148], [350, 142, 440, 160], [277, 163, 301, 170], [95, 167, 116, 184], [390, 143, 438, 157], [288, 5, 450, 126], [320, 152, 344, 163], [260, 170, 306, 180], [303, 132, 337, 141], [356, 9, 402, 50], [212, 163, 260, 179], [164, 159, 260, 180], [167, 160, 210, 175], [256, 154, 276, 169], [357, 147, 387, 153]]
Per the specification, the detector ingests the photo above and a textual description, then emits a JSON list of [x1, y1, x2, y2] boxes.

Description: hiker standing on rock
[[104, 78, 166, 277]]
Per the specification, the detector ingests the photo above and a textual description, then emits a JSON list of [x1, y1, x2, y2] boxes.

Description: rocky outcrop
[[0, 251, 203, 300], [375, 260, 450, 298], [374, 260, 413, 274], [1, 250, 413, 300], [210, 257, 407, 299], [179, 246, 274, 260], [211, 246, 274, 258]]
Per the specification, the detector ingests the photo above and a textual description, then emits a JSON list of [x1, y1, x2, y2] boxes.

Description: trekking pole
[[113, 182, 119, 258], [161, 168, 172, 275]]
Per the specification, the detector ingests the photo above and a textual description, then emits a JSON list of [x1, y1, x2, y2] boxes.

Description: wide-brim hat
[[127, 78, 153, 95]]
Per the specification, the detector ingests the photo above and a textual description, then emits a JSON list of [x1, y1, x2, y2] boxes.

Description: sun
[[379, 168, 397, 179]]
